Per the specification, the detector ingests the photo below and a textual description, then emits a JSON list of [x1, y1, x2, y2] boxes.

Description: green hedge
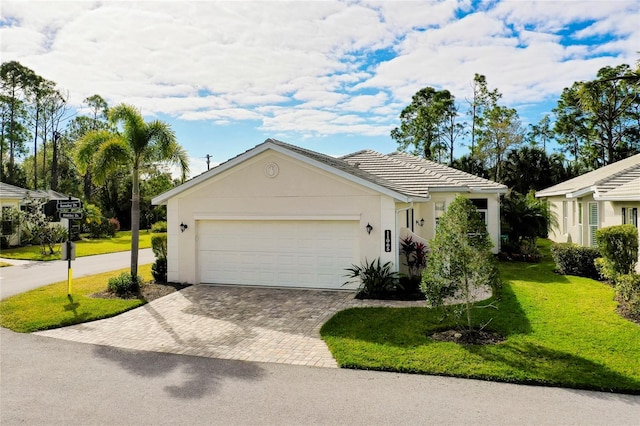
[[550, 243, 600, 279], [595, 224, 639, 279]]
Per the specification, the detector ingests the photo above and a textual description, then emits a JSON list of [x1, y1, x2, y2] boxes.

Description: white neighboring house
[[152, 139, 507, 289], [0, 182, 79, 246], [535, 154, 640, 272]]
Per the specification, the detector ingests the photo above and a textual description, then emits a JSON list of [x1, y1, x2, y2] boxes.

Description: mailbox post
[[58, 197, 83, 296]]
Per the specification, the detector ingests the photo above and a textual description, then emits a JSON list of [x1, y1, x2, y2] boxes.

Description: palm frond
[[92, 139, 131, 185]]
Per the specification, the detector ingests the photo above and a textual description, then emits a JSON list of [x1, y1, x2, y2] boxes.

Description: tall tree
[[527, 114, 554, 151], [466, 74, 501, 154], [502, 146, 571, 194], [77, 104, 189, 281], [0, 61, 34, 183], [391, 87, 458, 161], [554, 63, 640, 168], [476, 105, 524, 182]]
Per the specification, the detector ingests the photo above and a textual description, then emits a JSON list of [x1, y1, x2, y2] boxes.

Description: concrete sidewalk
[[0, 248, 155, 299]]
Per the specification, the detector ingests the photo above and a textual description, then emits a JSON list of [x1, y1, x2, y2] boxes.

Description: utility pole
[[205, 154, 212, 170]]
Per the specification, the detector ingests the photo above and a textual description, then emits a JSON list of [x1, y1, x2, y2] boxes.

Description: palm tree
[[77, 104, 189, 281]]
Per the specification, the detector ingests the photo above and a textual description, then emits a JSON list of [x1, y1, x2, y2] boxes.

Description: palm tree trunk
[[130, 162, 140, 280]]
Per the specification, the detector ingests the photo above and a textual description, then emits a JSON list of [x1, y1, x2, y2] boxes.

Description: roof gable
[[536, 154, 640, 199], [152, 139, 422, 205]]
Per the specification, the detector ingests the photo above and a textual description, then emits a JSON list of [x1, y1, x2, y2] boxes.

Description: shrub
[[151, 234, 167, 259], [614, 273, 640, 320], [107, 273, 141, 297], [86, 217, 118, 239], [151, 221, 167, 233], [344, 258, 399, 299], [595, 225, 638, 280], [550, 243, 600, 279], [152, 257, 168, 283]]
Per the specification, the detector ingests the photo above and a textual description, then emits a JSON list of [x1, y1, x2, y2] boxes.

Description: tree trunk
[[130, 161, 140, 281], [33, 105, 39, 189], [51, 130, 59, 191]]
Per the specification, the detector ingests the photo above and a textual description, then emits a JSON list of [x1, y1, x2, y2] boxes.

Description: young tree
[[422, 196, 500, 330], [391, 87, 458, 161], [527, 114, 554, 151], [76, 104, 189, 281], [467, 74, 501, 154]]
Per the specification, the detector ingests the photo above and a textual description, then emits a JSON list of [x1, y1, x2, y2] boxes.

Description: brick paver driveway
[[36, 285, 424, 368]]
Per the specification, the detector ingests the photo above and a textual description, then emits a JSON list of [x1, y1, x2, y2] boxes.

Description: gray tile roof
[[536, 154, 640, 199], [341, 150, 507, 195], [0, 182, 79, 201]]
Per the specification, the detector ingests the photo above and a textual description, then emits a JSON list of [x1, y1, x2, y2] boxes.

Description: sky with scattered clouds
[[2, 0, 638, 177]]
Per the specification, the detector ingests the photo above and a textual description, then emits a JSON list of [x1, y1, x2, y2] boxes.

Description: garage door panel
[[198, 220, 358, 288]]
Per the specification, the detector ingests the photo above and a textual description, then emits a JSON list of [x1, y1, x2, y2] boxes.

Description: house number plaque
[[384, 230, 392, 252]]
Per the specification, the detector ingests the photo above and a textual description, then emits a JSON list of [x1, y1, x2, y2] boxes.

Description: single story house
[[0, 182, 79, 246], [536, 153, 640, 272], [152, 139, 507, 289]]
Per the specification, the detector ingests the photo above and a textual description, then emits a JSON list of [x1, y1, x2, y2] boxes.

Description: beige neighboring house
[[152, 139, 507, 289], [0, 182, 78, 246], [536, 154, 640, 272]]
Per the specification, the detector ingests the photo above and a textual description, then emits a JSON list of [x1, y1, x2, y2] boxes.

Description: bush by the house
[[550, 243, 600, 279], [151, 233, 168, 283], [151, 221, 167, 233], [151, 257, 167, 283], [107, 272, 141, 297], [399, 236, 428, 297], [344, 258, 399, 299], [594, 225, 638, 281], [613, 273, 640, 320]]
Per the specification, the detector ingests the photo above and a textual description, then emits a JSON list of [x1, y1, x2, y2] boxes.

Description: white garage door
[[198, 220, 359, 288]]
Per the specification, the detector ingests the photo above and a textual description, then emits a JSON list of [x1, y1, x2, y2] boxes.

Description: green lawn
[[320, 240, 640, 394], [0, 231, 154, 261], [0, 264, 152, 333]]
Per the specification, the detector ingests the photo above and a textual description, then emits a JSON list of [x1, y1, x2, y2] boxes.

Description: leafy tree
[[392, 87, 460, 161], [0, 61, 34, 184], [422, 196, 500, 329], [500, 190, 555, 254], [502, 147, 571, 194], [554, 63, 640, 168], [20, 195, 66, 255], [77, 104, 189, 281], [476, 105, 524, 182], [451, 154, 489, 178], [467, 73, 501, 154], [527, 114, 554, 151]]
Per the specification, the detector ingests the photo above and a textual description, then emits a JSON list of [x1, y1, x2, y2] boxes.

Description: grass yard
[[0, 231, 154, 261], [0, 265, 152, 333], [320, 240, 640, 394]]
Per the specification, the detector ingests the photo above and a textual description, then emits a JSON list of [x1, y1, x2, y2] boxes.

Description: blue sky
[[1, 0, 638, 178]]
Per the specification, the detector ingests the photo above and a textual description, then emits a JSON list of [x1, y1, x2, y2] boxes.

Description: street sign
[[57, 200, 83, 210], [60, 212, 84, 220]]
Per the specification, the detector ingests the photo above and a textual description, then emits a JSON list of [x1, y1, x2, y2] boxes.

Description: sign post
[[58, 197, 83, 296]]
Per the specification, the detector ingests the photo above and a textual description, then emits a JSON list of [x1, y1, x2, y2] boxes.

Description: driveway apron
[[35, 285, 425, 368]]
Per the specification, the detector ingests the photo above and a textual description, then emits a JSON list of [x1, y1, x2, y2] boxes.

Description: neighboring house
[[152, 139, 507, 289], [536, 154, 640, 272], [0, 182, 79, 246]]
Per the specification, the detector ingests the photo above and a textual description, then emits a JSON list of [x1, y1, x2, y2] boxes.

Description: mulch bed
[[92, 282, 191, 302]]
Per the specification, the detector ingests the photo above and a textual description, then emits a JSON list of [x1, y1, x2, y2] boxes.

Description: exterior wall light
[[366, 223, 373, 234], [180, 222, 188, 232], [416, 218, 425, 227]]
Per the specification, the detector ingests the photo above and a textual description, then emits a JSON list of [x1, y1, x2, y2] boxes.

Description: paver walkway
[[36, 285, 426, 368]]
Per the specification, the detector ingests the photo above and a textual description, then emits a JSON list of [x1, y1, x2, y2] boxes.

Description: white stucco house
[[536, 153, 640, 272], [0, 182, 80, 246], [152, 139, 507, 289]]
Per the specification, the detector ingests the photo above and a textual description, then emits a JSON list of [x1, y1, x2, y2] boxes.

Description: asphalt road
[[1, 328, 639, 426], [0, 248, 155, 299]]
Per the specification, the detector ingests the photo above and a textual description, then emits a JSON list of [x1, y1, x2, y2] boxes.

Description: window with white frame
[[562, 200, 568, 234], [588, 202, 599, 247], [434, 201, 445, 227], [470, 198, 488, 225], [622, 207, 638, 228]]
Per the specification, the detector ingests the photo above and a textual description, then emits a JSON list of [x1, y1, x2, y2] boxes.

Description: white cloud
[[1, 0, 637, 144]]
